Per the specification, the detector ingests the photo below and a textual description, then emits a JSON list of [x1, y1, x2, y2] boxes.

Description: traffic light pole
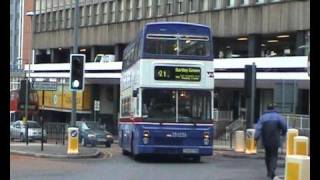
[[71, 0, 80, 127]]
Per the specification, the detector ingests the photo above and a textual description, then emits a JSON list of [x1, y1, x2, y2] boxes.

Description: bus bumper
[[136, 145, 213, 156]]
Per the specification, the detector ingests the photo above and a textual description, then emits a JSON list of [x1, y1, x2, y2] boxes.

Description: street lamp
[[24, 11, 34, 145]]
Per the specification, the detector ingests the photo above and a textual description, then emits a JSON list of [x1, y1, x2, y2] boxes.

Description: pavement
[[10, 143, 102, 159]]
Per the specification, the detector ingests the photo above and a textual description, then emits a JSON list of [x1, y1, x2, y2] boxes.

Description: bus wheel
[[130, 136, 139, 160], [122, 149, 130, 156]]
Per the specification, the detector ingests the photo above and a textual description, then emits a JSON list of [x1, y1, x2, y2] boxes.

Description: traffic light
[[18, 79, 29, 105], [244, 64, 256, 97], [70, 54, 85, 91]]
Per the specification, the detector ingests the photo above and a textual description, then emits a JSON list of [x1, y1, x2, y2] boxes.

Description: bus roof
[[144, 22, 212, 36], [145, 22, 210, 28]]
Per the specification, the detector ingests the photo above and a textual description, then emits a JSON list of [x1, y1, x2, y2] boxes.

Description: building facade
[[25, 0, 309, 133], [10, 0, 23, 90]]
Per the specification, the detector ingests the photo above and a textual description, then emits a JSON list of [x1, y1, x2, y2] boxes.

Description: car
[[10, 120, 47, 142], [94, 54, 115, 63], [76, 121, 113, 147]]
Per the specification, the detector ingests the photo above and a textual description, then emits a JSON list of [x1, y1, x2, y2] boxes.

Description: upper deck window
[[144, 34, 210, 57], [179, 35, 210, 56]]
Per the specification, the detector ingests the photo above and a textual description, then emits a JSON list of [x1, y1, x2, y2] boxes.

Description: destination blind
[[154, 66, 201, 81]]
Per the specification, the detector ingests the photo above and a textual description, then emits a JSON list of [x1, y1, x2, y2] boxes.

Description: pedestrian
[[254, 103, 287, 179]]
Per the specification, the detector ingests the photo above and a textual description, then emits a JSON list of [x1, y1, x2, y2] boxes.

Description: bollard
[[67, 127, 79, 154], [245, 129, 256, 154], [286, 129, 299, 156], [234, 130, 245, 152], [294, 136, 309, 156], [284, 155, 310, 180]]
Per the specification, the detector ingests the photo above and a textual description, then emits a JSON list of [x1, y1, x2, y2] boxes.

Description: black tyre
[[19, 134, 25, 142], [91, 142, 96, 147], [122, 149, 130, 156], [105, 142, 111, 148], [130, 136, 139, 160], [10, 133, 14, 141]]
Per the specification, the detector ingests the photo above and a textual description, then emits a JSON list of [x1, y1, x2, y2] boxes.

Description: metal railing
[[281, 113, 310, 137], [213, 113, 310, 150], [44, 122, 68, 145], [213, 109, 233, 121]]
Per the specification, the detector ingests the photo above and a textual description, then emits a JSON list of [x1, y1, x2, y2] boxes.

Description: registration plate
[[183, 148, 199, 154], [97, 138, 106, 142]]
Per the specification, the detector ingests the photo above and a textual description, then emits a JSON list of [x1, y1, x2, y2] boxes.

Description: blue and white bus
[[119, 22, 214, 161]]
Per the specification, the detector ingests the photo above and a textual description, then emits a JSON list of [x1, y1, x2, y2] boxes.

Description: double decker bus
[[119, 22, 214, 161]]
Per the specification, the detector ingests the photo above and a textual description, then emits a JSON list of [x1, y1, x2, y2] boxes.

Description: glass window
[[146, 0, 152, 17], [136, 0, 142, 19], [145, 37, 178, 55], [94, 4, 100, 25], [22, 122, 40, 128], [166, 0, 173, 15], [127, 0, 133, 20], [87, 5, 92, 25], [156, 0, 161, 16], [213, 0, 220, 9], [201, 0, 209, 11], [226, 0, 235, 7], [119, 0, 125, 21], [66, 9, 71, 28], [256, 0, 264, 4], [177, 0, 184, 13], [111, 1, 115, 22], [103, 3, 108, 23], [240, 0, 249, 5], [142, 89, 176, 122], [41, 14, 46, 31], [60, 10, 64, 28], [144, 34, 210, 57], [80, 6, 85, 26], [179, 37, 210, 56], [52, 12, 57, 30], [142, 89, 212, 123], [189, 0, 196, 12], [178, 91, 211, 122]]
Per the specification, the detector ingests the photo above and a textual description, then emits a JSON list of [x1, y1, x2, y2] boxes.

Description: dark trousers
[[264, 145, 278, 178]]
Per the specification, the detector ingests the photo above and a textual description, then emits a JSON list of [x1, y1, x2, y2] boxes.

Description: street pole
[[41, 115, 44, 151], [25, 10, 35, 146], [250, 63, 256, 128], [71, 0, 80, 127]]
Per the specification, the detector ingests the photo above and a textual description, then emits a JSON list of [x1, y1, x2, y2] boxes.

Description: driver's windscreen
[[27, 122, 40, 128], [142, 89, 211, 123], [142, 89, 176, 122]]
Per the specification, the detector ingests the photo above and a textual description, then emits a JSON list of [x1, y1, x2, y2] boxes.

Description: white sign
[[94, 100, 100, 111]]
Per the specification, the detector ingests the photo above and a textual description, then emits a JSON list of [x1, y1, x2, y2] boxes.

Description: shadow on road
[[129, 154, 207, 164]]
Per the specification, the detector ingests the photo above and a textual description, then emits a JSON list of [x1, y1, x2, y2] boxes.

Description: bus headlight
[[143, 130, 150, 138], [143, 130, 150, 144], [203, 132, 210, 145]]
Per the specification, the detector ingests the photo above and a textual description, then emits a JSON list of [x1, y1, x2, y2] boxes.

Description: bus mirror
[[133, 89, 139, 97]]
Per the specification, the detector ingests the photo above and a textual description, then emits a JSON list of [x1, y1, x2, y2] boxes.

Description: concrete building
[[10, 0, 23, 90], [10, 0, 34, 91], [26, 0, 309, 134]]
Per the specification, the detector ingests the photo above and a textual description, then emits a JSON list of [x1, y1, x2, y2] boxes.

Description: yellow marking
[[296, 142, 307, 156], [286, 162, 299, 180]]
